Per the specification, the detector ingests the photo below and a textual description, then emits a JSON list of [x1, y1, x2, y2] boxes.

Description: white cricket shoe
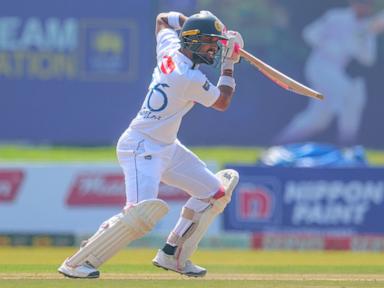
[[58, 259, 100, 279], [152, 249, 207, 277]]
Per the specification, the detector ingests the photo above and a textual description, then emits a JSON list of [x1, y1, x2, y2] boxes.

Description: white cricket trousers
[[116, 128, 221, 204]]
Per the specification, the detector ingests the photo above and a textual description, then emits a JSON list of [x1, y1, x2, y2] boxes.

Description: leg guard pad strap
[[175, 169, 239, 265]]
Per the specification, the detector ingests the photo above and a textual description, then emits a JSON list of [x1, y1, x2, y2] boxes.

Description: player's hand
[[223, 30, 244, 63]]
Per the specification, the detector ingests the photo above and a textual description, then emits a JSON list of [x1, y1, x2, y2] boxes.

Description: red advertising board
[[0, 170, 24, 203], [67, 172, 189, 206]]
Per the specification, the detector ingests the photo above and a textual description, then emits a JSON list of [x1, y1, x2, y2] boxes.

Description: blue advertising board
[[1, 0, 384, 147], [224, 165, 384, 234], [0, 0, 156, 145]]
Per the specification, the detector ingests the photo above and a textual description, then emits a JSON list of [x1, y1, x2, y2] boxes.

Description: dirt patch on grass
[[1, 273, 384, 281]]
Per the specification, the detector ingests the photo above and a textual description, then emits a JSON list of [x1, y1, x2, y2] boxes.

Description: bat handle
[[234, 43, 240, 54]]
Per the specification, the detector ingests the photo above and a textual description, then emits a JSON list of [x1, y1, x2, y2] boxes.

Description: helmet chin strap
[[192, 52, 214, 65], [181, 40, 222, 66]]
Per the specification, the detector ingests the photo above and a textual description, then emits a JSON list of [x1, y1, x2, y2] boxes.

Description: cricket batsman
[[58, 10, 243, 278]]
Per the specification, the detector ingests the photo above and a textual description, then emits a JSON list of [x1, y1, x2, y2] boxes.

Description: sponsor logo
[[351, 235, 384, 251], [0, 170, 24, 203], [251, 233, 384, 251], [252, 233, 324, 250], [67, 173, 125, 206], [160, 56, 175, 74], [236, 183, 275, 222], [67, 172, 188, 206], [79, 20, 138, 81], [202, 80, 210, 91], [223, 172, 232, 180], [285, 180, 384, 226], [0, 17, 138, 81], [214, 20, 222, 32]]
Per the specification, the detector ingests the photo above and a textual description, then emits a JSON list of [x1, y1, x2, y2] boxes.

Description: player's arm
[[352, 15, 384, 67], [353, 27, 377, 66], [211, 31, 244, 112], [211, 70, 235, 112], [156, 12, 188, 35]]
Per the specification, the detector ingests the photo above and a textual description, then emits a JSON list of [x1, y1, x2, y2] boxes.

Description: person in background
[[276, 0, 384, 146]]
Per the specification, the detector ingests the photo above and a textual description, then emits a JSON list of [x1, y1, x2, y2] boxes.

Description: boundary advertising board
[[224, 166, 384, 235]]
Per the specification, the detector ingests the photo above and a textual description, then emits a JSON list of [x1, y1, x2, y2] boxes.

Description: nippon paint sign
[[224, 166, 384, 234], [285, 180, 384, 226]]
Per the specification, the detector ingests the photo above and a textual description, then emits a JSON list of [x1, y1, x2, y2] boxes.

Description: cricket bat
[[239, 48, 324, 100]]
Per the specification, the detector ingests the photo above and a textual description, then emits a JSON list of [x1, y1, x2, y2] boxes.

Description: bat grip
[[234, 43, 240, 54]]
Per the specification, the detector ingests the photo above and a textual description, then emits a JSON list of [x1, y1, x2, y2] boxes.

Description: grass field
[[1, 145, 384, 167], [0, 145, 264, 167], [1, 146, 384, 287], [1, 247, 384, 287]]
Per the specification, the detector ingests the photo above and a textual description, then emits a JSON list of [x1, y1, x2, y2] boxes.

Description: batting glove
[[223, 30, 244, 63], [221, 30, 244, 71]]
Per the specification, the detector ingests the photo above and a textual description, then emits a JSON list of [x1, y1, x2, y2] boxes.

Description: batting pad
[[176, 169, 239, 265], [211, 169, 239, 214], [67, 199, 169, 268]]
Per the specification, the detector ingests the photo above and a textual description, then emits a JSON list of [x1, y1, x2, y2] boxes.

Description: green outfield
[[1, 145, 384, 167], [1, 146, 384, 287], [1, 247, 384, 287]]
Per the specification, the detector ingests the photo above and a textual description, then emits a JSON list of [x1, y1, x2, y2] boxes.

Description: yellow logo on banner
[[93, 31, 123, 54], [0, 17, 138, 82]]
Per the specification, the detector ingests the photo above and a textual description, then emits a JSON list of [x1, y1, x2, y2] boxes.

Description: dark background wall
[[1, 0, 384, 148]]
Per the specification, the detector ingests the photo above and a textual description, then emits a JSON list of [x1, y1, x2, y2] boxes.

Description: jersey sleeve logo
[[160, 56, 176, 74], [202, 80, 210, 91]]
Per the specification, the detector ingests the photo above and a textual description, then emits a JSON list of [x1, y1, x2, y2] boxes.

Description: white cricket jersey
[[129, 28, 220, 144]]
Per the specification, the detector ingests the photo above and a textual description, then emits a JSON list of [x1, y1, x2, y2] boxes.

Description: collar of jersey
[[176, 50, 198, 69]]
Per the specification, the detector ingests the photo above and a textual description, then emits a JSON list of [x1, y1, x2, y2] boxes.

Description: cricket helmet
[[180, 12, 227, 65]]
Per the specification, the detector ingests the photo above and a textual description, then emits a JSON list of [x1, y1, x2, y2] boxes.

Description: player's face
[[199, 36, 220, 62]]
